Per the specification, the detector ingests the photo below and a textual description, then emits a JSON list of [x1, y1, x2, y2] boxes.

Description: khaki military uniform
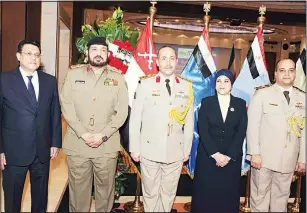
[[247, 83, 306, 212], [60, 64, 128, 212], [129, 73, 194, 212]]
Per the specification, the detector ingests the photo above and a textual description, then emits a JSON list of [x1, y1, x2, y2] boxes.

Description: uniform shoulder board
[[107, 65, 122, 74], [69, 64, 87, 70], [176, 74, 191, 82], [255, 84, 272, 90], [138, 74, 156, 82], [293, 86, 306, 94]]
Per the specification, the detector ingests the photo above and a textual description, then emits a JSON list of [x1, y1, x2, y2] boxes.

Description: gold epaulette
[[69, 64, 87, 70], [176, 74, 191, 82], [293, 86, 306, 94], [139, 74, 156, 81], [256, 84, 272, 90]]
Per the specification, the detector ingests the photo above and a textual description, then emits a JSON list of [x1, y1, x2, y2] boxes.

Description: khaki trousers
[[250, 167, 293, 212], [140, 158, 183, 212], [67, 154, 117, 212]]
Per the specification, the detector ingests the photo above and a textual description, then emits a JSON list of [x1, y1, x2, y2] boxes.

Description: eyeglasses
[[21, 52, 41, 58]]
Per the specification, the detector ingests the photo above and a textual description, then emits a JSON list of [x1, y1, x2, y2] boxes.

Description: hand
[[295, 162, 306, 174], [131, 152, 142, 162], [214, 153, 229, 167], [86, 133, 104, 148], [183, 155, 190, 162], [251, 154, 262, 169], [0, 153, 6, 170], [50, 147, 60, 160], [81, 132, 93, 143]]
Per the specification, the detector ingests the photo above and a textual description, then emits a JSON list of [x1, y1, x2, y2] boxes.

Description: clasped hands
[[82, 132, 106, 148], [212, 152, 230, 167]]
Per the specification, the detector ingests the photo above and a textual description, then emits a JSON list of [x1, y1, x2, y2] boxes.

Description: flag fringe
[[120, 145, 141, 178], [182, 164, 194, 179]]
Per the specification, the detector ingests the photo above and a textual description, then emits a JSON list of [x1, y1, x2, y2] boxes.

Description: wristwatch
[[102, 136, 108, 142]]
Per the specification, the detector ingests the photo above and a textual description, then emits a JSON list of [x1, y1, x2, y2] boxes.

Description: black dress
[[191, 95, 247, 213]]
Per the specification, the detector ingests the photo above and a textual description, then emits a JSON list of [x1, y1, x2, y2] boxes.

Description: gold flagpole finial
[[258, 5, 266, 29], [149, 1, 157, 34], [203, 2, 211, 31]]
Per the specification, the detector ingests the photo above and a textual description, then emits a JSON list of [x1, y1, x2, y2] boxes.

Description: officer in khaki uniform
[[247, 59, 306, 212], [60, 37, 128, 212], [129, 46, 194, 212]]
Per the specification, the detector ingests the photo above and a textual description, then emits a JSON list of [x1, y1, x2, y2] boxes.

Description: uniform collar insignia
[[156, 76, 161, 83], [175, 76, 180, 83]]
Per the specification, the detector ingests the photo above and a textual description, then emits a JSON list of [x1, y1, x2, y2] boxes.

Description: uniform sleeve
[[60, 70, 88, 138], [226, 100, 248, 160], [246, 90, 263, 155], [101, 75, 128, 139], [183, 88, 194, 157], [298, 106, 306, 164], [129, 81, 146, 154]]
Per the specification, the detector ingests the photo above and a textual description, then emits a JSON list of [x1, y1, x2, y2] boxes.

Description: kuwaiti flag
[[294, 48, 306, 92], [181, 27, 217, 177], [124, 18, 158, 106], [231, 27, 270, 175]]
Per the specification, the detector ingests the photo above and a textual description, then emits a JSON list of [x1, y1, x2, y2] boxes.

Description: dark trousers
[[2, 156, 50, 212]]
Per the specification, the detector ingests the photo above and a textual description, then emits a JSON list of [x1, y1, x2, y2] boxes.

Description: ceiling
[[175, 1, 306, 14]]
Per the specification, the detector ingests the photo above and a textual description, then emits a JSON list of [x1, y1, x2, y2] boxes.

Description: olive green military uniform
[[60, 64, 128, 212]]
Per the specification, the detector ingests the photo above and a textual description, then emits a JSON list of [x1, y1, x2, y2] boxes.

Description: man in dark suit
[[0, 39, 62, 212]]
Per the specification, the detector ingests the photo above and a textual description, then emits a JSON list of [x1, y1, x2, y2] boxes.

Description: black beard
[[89, 57, 108, 67]]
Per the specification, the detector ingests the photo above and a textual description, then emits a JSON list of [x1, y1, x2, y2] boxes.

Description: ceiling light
[[284, 38, 287, 40], [280, 22, 283, 25], [175, 19, 180, 22], [218, 21, 223, 24]]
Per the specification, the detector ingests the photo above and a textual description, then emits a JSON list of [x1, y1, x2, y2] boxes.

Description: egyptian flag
[[119, 18, 158, 150], [294, 48, 306, 92], [181, 27, 217, 177], [231, 27, 270, 175]]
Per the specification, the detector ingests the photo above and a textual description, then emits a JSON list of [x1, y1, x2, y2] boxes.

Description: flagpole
[[240, 6, 266, 213], [183, 2, 212, 212], [123, 3, 158, 212], [149, 1, 157, 34]]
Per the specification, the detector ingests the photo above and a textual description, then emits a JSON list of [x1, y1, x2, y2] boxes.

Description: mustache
[[164, 66, 173, 69]]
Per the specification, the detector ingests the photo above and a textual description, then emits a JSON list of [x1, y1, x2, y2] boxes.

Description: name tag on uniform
[[75, 80, 85, 84], [269, 103, 278, 106], [175, 92, 188, 99]]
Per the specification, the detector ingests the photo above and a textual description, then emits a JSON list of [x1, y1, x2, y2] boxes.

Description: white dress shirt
[[20, 67, 39, 101], [217, 93, 231, 122]]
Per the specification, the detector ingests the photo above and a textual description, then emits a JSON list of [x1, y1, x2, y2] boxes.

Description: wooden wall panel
[[1, 2, 26, 72]]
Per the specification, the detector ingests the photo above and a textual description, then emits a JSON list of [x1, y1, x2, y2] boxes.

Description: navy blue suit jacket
[[0, 68, 62, 166], [198, 94, 247, 160]]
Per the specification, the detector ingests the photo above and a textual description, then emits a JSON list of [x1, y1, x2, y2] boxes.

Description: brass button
[[285, 144, 287, 148], [93, 97, 96, 101]]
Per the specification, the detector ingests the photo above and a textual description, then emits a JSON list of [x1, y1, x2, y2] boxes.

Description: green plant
[[114, 153, 131, 199], [75, 7, 139, 64]]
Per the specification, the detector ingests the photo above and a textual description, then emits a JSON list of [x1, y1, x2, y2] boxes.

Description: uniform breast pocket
[[263, 104, 282, 115], [72, 83, 89, 93]]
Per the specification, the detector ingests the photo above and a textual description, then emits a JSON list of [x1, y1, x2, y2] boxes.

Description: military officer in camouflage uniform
[[129, 46, 194, 212], [60, 37, 128, 212]]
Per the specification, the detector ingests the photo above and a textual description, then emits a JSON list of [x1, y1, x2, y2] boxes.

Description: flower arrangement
[[76, 7, 138, 198], [75, 7, 139, 74]]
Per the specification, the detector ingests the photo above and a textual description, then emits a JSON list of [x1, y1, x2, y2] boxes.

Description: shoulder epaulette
[[69, 64, 87, 70], [139, 74, 156, 81], [107, 65, 122, 74], [293, 86, 306, 94], [176, 74, 191, 82], [255, 84, 272, 90]]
